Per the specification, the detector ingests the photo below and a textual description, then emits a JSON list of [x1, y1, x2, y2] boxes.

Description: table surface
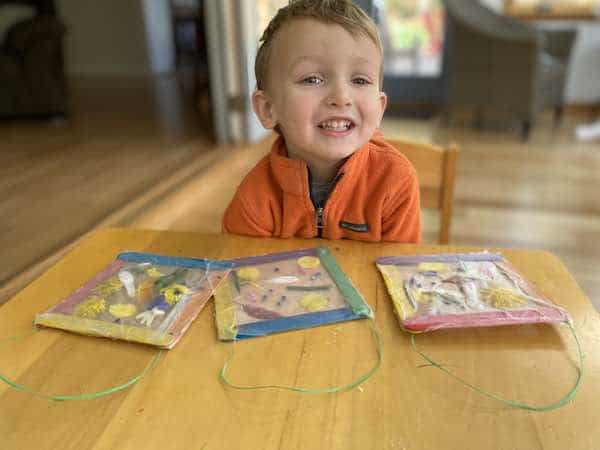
[[1, 228, 599, 450]]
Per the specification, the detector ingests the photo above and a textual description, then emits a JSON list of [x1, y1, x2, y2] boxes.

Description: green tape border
[[317, 247, 372, 318]]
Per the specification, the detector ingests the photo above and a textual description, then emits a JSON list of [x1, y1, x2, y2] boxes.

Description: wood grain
[[1, 229, 598, 450], [0, 76, 214, 286]]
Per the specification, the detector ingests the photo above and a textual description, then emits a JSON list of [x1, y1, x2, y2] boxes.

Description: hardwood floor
[[1, 78, 599, 313], [0, 75, 216, 288]]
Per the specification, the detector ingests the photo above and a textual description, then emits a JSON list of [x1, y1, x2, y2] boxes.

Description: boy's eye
[[352, 77, 372, 85], [301, 76, 323, 85]]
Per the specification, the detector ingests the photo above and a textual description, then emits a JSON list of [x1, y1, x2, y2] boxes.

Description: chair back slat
[[388, 138, 459, 244]]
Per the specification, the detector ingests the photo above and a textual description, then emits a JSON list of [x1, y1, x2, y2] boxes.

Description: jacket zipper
[[316, 207, 324, 238], [314, 172, 344, 238]]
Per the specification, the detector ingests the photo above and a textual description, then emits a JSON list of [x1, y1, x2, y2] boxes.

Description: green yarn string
[[220, 319, 383, 394], [410, 321, 583, 411], [0, 329, 163, 401]]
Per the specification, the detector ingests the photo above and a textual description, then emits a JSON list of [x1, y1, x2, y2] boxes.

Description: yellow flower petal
[[480, 287, 528, 309], [146, 267, 163, 278], [300, 294, 329, 312], [237, 267, 261, 281], [109, 303, 138, 318], [160, 284, 190, 305], [92, 277, 123, 296], [418, 262, 450, 272], [74, 297, 107, 318], [297, 256, 320, 269]]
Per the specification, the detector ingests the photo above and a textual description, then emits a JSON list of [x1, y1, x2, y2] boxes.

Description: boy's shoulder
[[366, 135, 417, 176], [236, 152, 274, 192], [236, 138, 308, 195]]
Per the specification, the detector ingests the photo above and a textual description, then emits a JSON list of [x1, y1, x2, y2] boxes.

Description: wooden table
[[1, 228, 599, 450]]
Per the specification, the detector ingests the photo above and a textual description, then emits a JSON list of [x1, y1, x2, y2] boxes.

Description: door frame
[[204, 0, 268, 144]]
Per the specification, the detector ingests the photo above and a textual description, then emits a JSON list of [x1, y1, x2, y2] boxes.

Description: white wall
[[558, 22, 600, 104], [530, 20, 600, 104], [57, 0, 174, 76]]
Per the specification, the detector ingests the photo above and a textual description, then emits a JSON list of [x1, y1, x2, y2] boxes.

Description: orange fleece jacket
[[222, 132, 421, 243]]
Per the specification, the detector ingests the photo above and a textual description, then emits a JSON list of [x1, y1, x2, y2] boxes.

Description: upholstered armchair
[[0, 0, 67, 118], [441, 0, 577, 140]]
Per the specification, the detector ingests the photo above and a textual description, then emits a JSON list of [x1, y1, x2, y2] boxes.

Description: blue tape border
[[235, 307, 365, 339], [117, 251, 233, 270]]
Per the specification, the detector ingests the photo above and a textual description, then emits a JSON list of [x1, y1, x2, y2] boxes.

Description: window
[[378, 0, 445, 77]]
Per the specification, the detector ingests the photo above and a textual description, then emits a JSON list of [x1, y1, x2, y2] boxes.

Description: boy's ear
[[252, 90, 277, 129], [378, 92, 388, 122]]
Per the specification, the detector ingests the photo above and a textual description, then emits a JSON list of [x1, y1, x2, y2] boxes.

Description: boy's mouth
[[317, 119, 355, 132]]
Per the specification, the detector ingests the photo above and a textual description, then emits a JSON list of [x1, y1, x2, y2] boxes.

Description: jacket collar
[[269, 133, 380, 196]]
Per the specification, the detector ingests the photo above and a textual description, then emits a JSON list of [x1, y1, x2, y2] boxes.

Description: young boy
[[222, 0, 421, 243]]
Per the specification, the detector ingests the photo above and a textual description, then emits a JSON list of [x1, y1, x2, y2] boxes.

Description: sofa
[[442, 0, 577, 140], [0, 0, 67, 118]]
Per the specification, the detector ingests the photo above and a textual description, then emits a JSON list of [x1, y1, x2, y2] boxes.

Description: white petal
[[264, 276, 299, 284]]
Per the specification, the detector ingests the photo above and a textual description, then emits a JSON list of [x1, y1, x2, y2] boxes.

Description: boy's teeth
[[320, 120, 351, 130]]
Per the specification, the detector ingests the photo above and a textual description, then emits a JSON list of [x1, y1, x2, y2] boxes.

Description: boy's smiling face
[[252, 19, 387, 180]]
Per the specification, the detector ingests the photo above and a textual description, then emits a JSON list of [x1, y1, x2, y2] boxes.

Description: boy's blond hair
[[255, 0, 383, 91]]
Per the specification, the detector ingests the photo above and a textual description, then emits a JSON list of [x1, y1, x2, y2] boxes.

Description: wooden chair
[[388, 138, 460, 245]]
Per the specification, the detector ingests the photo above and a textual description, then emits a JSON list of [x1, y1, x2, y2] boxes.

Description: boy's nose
[[327, 84, 352, 107]]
